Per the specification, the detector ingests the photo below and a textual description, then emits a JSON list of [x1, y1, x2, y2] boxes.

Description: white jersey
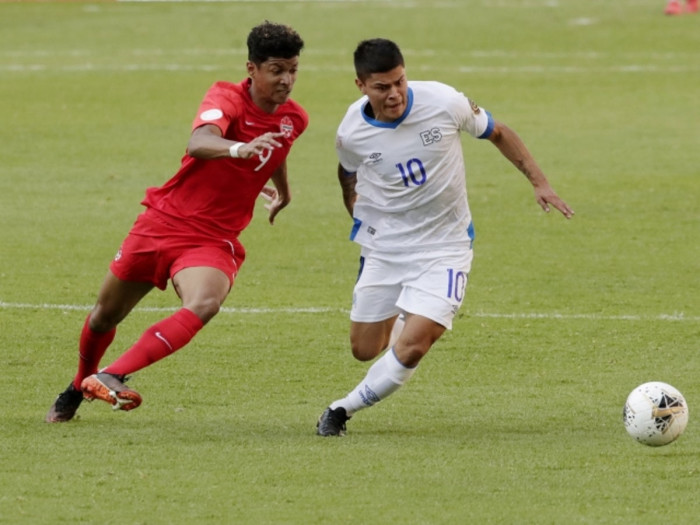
[[336, 80, 494, 252]]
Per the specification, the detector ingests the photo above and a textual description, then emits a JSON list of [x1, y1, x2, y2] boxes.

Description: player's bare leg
[[172, 266, 232, 325], [348, 315, 399, 361]]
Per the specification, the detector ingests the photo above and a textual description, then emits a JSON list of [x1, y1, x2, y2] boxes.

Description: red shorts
[[109, 210, 245, 290]]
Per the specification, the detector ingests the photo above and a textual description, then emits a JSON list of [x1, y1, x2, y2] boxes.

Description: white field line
[[3, 63, 698, 74], [0, 301, 340, 315], [2, 49, 697, 74], [1, 301, 697, 322], [3, 49, 690, 60]]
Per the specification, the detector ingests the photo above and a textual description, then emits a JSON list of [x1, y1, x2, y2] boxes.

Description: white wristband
[[229, 142, 244, 158]]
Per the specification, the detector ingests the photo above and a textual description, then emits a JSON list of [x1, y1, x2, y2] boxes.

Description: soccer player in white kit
[[316, 39, 574, 436]]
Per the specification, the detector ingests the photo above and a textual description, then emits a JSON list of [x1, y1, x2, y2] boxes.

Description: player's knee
[[393, 341, 431, 368], [350, 340, 382, 362], [185, 297, 221, 324], [89, 306, 124, 332]]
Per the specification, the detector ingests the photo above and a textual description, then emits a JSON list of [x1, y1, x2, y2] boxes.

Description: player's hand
[[534, 186, 574, 219], [238, 132, 285, 159], [259, 185, 290, 225]]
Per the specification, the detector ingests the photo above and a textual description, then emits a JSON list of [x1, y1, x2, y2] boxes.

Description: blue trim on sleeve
[[350, 218, 362, 241], [467, 221, 475, 241], [478, 111, 495, 139], [360, 88, 414, 129]]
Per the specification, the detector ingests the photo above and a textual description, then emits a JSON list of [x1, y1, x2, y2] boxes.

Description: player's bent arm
[[187, 124, 235, 159], [187, 124, 284, 160], [263, 161, 291, 225], [269, 161, 291, 207], [337, 163, 357, 218], [488, 120, 574, 219]]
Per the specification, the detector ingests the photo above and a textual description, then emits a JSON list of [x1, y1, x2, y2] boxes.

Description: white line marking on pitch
[[2, 62, 697, 75], [0, 301, 697, 322]]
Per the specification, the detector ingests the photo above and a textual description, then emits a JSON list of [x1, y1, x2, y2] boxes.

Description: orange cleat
[[82, 373, 142, 411]]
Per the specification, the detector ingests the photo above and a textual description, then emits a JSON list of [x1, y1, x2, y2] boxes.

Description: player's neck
[[248, 84, 279, 114]]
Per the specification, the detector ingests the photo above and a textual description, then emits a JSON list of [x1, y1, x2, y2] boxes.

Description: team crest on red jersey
[[280, 116, 294, 138]]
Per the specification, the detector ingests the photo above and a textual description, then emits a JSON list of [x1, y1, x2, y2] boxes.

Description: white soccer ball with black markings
[[623, 381, 688, 446]]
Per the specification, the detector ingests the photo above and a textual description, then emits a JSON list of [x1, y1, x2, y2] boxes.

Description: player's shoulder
[[410, 80, 472, 121], [203, 81, 247, 106], [409, 80, 462, 102], [208, 80, 243, 94], [337, 96, 368, 132]]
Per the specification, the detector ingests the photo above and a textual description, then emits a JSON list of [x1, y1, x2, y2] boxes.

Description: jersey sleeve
[[450, 89, 494, 139], [335, 135, 361, 173], [191, 82, 241, 135], [335, 106, 364, 173]]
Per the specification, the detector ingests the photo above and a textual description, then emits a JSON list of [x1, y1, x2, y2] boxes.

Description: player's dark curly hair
[[247, 21, 304, 64], [353, 38, 405, 81]]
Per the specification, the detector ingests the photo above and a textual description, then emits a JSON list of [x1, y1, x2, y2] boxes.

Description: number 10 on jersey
[[446, 268, 467, 301], [396, 158, 427, 187]]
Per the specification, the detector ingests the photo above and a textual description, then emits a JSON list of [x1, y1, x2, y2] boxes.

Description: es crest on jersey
[[420, 127, 442, 146]]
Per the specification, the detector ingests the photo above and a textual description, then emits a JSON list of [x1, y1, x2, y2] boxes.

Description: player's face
[[356, 66, 408, 123], [247, 56, 299, 113]]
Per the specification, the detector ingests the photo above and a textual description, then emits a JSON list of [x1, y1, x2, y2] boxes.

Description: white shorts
[[350, 247, 473, 330]]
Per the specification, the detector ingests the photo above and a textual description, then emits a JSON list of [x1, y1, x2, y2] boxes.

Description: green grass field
[[1, 0, 699, 523]]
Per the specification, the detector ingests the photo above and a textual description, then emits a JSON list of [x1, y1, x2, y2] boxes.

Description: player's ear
[[246, 61, 257, 78], [355, 78, 365, 94]]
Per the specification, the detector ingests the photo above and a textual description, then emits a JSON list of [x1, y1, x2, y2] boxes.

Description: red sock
[[103, 308, 204, 376], [72, 314, 116, 389]]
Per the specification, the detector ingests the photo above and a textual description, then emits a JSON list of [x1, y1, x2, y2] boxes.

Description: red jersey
[[140, 79, 308, 239]]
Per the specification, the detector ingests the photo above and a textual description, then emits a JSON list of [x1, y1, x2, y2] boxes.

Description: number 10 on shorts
[[446, 268, 468, 301]]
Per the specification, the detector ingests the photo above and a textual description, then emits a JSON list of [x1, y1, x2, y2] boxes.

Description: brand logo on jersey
[[279, 116, 294, 138], [200, 108, 223, 121], [367, 152, 382, 164], [469, 98, 481, 114], [114, 248, 122, 261], [420, 128, 443, 146]]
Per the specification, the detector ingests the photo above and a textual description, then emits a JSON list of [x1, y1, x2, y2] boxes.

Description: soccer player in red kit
[[45, 21, 308, 422]]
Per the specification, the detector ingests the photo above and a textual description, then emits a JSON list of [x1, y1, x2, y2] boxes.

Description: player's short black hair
[[247, 21, 304, 64], [353, 38, 405, 81]]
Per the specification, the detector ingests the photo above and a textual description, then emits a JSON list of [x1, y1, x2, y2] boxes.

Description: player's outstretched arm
[[487, 121, 574, 219], [337, 164, 357, 218]]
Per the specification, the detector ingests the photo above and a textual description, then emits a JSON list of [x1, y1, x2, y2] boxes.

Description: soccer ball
[[622, 381, 689, 446]]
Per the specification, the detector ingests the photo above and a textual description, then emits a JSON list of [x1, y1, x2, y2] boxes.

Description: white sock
[[330, 348, 416, 416]]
